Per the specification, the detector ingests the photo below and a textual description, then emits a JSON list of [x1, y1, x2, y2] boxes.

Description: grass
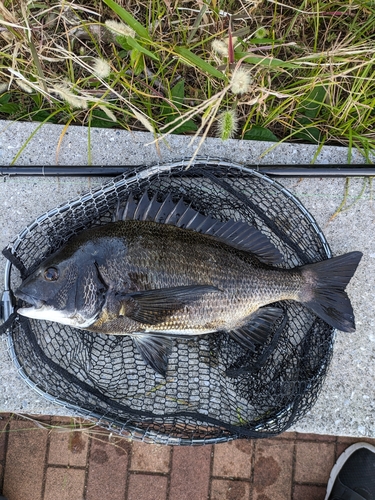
[[1, 0, 375, 160]]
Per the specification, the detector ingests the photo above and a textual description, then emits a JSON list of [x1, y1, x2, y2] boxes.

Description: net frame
[[2, 158, 334, 445]]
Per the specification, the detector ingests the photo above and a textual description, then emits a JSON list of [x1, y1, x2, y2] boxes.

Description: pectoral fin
[[118, 285, 218, 325], [133, 334, 173, 376], [228, 307, 284, 352]]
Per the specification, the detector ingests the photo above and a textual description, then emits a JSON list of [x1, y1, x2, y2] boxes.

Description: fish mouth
[[15, 289, 46, 314], [15, 289, 75, 325]]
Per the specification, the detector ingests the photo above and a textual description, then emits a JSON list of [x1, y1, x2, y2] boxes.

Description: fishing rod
[[0, 165, 375, 177]]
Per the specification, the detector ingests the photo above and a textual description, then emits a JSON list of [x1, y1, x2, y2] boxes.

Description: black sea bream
[[16, 192, 362, 375]]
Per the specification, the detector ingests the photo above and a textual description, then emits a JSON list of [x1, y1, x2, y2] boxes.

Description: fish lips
[[15, 288, 82, 326], [15, 288, 48, 318], [15, 289, 45, 309]]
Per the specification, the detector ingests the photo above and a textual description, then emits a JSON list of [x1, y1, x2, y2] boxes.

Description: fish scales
[[88, 221, 299, 333]]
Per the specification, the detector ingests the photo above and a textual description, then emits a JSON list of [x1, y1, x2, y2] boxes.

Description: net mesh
[[3, 159, 334, 444]]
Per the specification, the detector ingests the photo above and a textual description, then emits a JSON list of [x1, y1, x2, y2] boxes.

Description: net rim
[[3, 158, 334, 444]]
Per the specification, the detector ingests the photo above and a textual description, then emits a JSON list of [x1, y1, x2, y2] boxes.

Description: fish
[[15, 191, 362, 376]]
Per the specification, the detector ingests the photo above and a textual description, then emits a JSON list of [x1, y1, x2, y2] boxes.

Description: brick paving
[[1, 413, 375, 500]]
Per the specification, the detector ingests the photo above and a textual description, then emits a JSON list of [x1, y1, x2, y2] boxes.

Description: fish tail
[[298, 251, 362, 332]]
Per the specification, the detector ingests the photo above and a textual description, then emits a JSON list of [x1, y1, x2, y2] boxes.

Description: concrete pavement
[[0, 119, 374, 438]]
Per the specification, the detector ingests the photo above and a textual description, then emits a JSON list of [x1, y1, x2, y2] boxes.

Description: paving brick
[[210, 479, 250, 500], [44, 467, 85, 500], [0, 417, 8, 462], [294, 441, 335, 484], [86, 434, 130, 500], [50, 416, 80, 426], [262, 432, 296, 443], [337, 436, 375, 445], [130, 441, 171, 473], [48, 430, 89, 466], [27, 415, 52, 424], [3, 420, 48, 500], [212, 440, 253, 479], [296, 432, 336, 442], [169, 445, 212, 500], [276, 431, 297, 440], [256, 435, 294, 446], [253, 440, 294, 500], [128, 473, 168, 500], [336, 441, 353, 460], [293, 484, 326, 500]]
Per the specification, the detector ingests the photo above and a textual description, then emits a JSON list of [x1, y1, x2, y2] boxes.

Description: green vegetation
[[1, 0, 375, 159]]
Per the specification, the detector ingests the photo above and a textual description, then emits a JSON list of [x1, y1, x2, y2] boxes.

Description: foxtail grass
[[0, 0, 375, 161]]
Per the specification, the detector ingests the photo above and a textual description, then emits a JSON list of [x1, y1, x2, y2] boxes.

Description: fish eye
[[44, 267, 59, 281]]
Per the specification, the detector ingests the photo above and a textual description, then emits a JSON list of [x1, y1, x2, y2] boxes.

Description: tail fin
[[299, 251, 362, 332]]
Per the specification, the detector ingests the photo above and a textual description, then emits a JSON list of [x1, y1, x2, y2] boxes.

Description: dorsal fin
[[114, 192, 283, 265], [134, 190, 153, 220]]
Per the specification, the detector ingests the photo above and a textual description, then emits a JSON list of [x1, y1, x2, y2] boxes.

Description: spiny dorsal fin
[[115, 191, 283, 265]]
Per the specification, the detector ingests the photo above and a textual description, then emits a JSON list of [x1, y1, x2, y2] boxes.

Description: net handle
[[1, 165, 375, 177]]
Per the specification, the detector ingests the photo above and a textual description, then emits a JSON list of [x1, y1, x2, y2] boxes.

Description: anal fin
[[228, 307, 284, 352], [226, 310, 287, 377]]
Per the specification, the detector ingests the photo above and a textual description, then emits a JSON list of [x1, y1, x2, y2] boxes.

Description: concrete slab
[[0, 119, 374, 438]]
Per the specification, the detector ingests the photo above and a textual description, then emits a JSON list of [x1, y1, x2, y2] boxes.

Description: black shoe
[[325, 442, 375, 500]]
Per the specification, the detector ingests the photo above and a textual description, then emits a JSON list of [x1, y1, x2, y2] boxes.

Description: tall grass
[[1, 0, 375, 159]]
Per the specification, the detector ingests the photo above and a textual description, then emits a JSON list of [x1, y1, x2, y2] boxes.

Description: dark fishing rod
[[0, 165, 375, 177]]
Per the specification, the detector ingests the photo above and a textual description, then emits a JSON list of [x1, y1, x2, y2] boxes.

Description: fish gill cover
[[2, 159, 336, 444]]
